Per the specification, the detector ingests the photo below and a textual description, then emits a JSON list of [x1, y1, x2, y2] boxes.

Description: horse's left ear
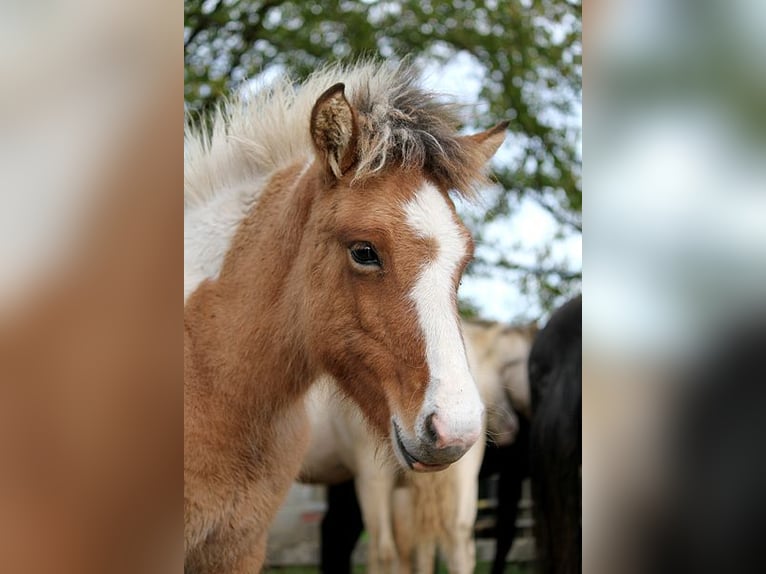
[[463, 121, 510, 163], [310, 83, 358, 179]]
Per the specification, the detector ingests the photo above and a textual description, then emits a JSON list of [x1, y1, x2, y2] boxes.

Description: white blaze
[[403, 182, 484, 441]]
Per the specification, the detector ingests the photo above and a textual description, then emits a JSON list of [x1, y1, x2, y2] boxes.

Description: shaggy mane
[[184, 61, 493, 209]]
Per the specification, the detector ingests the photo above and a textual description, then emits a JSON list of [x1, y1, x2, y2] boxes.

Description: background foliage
[[185, 0, 581, 319]]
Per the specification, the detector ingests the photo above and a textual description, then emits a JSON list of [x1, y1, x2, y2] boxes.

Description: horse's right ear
[[310, 83, 358, 180], [462, 121, 509, 164]]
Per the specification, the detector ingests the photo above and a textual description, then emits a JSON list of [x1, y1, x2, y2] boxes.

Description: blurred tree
[[185, 0, 581, 319]]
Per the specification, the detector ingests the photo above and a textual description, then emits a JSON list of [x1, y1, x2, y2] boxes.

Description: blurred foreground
[[0, 1, 181, 573], [586, 1, 766, 573]]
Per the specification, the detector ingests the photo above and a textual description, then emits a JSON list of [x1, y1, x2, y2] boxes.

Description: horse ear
[[310, 83, 358, 179], [463, 121, 509, 164]]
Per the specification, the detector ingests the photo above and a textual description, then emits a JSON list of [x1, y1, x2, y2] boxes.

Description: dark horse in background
[[529, 295, 582, 574], [481, 295, 582, 574], [478, 419, 530, 574]]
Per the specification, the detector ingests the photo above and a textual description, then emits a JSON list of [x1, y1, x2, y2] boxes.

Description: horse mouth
[[392, 420, 449, 473]]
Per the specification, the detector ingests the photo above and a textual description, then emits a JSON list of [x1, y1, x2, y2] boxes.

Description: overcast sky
[[420, 52, 582, 323]]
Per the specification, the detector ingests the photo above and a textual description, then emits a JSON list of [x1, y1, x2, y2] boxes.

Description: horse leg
[[356, 469, 396, 574], [414, 538, 437, 574], [321, 480, 364, 574], [444, 526, 476, 574], [445, 440, 484, 574], [442, 509, 477, 574], [392, 486, 415, 574], [490, 463, 524, 574]]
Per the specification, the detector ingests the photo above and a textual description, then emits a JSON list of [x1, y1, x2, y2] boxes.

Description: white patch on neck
[[184, 160, 311, 302], [184, 183, 255, 301], [403, 182, 484, 440]]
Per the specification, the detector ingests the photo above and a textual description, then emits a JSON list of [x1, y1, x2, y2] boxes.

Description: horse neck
[[184, 160, 318, 414]]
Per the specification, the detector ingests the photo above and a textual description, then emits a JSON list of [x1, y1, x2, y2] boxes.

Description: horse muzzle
[[391, 414, 482, 472]]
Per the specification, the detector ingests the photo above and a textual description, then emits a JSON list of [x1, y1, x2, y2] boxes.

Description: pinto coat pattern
[[184, 62, 507, 573]]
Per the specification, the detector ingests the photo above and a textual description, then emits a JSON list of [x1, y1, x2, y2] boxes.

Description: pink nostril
[[426, 413, 480, 450], [425, 412, 440, 443]]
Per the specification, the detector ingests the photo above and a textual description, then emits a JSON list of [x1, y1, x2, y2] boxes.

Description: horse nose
[[424, 411, 482, 451]]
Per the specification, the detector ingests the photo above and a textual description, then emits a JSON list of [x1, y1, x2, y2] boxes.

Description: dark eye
[[349, 242, 381, 267]]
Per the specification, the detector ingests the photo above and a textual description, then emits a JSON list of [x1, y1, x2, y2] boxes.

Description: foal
[[184, 62, 506, 572]]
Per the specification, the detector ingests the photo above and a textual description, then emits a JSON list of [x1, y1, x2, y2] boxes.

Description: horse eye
[[349, 243, 381, 267]]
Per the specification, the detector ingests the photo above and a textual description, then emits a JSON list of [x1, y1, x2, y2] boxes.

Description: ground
[[263, 563, 533, 573]]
